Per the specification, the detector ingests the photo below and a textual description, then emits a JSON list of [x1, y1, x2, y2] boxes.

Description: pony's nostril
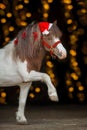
[[57, 49, 67, 59], [58, 52, 62, 57]]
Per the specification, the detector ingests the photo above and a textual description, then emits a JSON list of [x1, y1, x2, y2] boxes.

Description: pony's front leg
[[28, 71, 59, 102], [16, 82, 31, 124]]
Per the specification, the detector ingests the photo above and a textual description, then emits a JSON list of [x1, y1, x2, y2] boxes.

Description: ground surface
[[0, 104, 87, 130]]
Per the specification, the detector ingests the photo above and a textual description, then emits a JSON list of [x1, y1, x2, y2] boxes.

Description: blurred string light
[[0, 0, 32, 46], [0, 89, 7, 104], [6, 12, 12, 18], [41, 0, 53, 20], [61, 0, 87, 102], [45, 56, 58, 87]]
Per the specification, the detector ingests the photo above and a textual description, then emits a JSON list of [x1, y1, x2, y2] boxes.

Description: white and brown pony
[[0, 21, 67, 124]]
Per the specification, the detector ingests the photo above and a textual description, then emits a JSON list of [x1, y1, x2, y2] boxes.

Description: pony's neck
[[26, 44, 46, 72]]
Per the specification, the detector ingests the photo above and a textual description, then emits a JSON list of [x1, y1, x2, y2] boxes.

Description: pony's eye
[[47, 34, 52, 40]]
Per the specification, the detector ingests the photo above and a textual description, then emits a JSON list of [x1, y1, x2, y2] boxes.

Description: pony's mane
[[15, 22, 44, 61]]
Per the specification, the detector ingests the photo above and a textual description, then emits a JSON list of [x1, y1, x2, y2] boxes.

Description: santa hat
[[38, 22, 50, 34]]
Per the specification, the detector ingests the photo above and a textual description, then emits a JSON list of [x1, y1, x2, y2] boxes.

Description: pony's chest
[[27, 54, 45, 71]]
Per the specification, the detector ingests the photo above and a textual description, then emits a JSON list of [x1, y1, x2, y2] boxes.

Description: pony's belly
[[0, 74, 23, 87], [0, 80, 22, 87]]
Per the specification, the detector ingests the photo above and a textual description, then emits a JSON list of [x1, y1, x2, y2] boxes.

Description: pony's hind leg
[[16, 82, 31, 124]]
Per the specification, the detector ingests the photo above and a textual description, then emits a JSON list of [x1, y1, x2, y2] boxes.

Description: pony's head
[[14, 21, 67, 62], [39, 21, 67, 60]]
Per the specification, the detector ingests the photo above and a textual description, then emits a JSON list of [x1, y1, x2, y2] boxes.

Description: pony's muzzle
[[58, 49, 67, 59], [55, 43, 67, 60]]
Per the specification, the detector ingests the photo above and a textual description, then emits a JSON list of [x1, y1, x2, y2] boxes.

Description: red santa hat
[[38, 22, 49, 33]]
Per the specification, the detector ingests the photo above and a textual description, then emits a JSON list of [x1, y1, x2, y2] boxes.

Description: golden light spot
[[26, 12, 32, 17], [69, 25, 77, 32], [6, 12, 12, 18], [78, 86, 84, 91], [68, 87, 74, 92], [46, 61, 54, 68], [24, 0, 29, 4], [43, 13, 48, 18], [50, 73, 55, 79], [9, 26, 14, 32], [1, 92, 6, 98], [67, 5, 73, 10], [66, 80, 72, 86], [72, 61, 78, 67], [21, 21, 27, 26], [47, 0, 53, 3], [5, 37, 10, 42], [29, 93, 35, 98], [67, 19, 72, 24], [70, 49, 77, 56], [35, 87, 41, 93], [62, 0, 72, 4], [0, 3, 6, 9], [43, 3, 50, 10], [18, 4, 23, 9], [71, 73, 78, 80], [81, 9, 87, 13], [1, 18, 6, 23]]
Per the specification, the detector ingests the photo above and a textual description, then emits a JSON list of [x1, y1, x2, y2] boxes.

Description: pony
[[0, 21, 67, 124]]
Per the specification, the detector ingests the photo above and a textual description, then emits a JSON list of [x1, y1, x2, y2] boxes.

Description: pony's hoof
[[16, 112, 28, 125], [16, 118, 28, 125], [49, 93, 59, 102]]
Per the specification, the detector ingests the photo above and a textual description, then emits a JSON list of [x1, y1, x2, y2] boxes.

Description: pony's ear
[[53, 20, 57, 25]]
